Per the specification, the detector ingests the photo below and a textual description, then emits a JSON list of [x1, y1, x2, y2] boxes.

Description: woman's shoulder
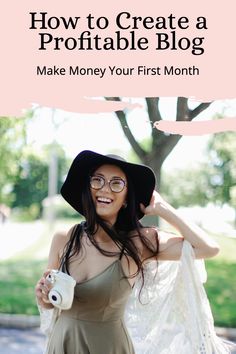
[[47, 224, 80, 268], [142, 226, 158, 237], [129, 226, 158, 252], [129, 226, 158, 236], [128, 227, 159, 258], [51, 224, 80, 248], [128, 226, 158, 242]]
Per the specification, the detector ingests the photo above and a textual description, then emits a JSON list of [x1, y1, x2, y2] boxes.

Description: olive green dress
[[46, 259, 135, 354]]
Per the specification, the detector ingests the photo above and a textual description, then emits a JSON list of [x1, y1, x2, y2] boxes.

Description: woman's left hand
[[140, 190, 166, 216]]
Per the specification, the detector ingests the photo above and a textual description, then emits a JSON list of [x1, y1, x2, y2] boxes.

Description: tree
[[11, 153, 48, 216], [11, 143, 68, 218], [158, 129, 236, 226], [105, 97, 211, 188], [0, 116, 29, 205], [161, 165, 210, 208], [206, 131, 236, 224]]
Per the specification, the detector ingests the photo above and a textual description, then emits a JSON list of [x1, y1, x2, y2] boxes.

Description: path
[[0, 328, 46, 354], [0, 327, 236, 354]]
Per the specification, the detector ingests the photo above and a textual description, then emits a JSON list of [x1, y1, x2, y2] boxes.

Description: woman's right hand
[[35, 270, 54, 309]]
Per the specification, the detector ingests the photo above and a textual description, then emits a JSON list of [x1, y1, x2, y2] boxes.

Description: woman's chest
[[68, 239, 137, 288]]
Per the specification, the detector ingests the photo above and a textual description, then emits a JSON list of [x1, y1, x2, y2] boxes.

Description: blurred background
[[0, 97, 236, 333]]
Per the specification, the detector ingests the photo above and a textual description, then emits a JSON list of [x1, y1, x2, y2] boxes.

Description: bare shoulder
[[142, 227, 158, 239], [142, 227, 159, 254], [51, 229, 69, 249], [47, 224, 79, 268], [129, 227, 158, 239], [158, 229, 183, 260], [52, 229, 68, 242], [158, 229, 183, 249], [129, 227, 158, 260]]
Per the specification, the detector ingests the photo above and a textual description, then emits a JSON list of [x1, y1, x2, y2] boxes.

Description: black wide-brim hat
[[61, 150, 156, 221]]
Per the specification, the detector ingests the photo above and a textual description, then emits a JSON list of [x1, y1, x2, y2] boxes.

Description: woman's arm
[[35, 229, 72, 309], [141, 191, 220, 260]]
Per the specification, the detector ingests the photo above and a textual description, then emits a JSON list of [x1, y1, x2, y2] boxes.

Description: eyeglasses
[[90, 175, 126, 193]]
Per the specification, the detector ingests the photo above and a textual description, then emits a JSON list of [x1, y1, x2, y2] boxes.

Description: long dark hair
[[60, 165, 159, 294]]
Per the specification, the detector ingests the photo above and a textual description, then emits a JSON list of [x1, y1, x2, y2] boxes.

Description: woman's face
[[90, 164, 128, 225]]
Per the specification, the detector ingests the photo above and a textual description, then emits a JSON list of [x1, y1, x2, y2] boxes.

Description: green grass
[[0, 222, 235, 327], [0, 259, 46, 315], [205, 233, 236, 327], [205, 260, 236, 327]]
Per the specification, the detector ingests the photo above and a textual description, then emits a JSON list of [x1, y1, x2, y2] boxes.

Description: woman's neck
[[93, 225, 113, 243]]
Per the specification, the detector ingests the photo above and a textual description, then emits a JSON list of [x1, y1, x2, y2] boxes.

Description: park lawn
[[205, 260, 236, 327], [204, 233, 236, 328], [0, 258, 46, 315], [0, 226, 235, 327]]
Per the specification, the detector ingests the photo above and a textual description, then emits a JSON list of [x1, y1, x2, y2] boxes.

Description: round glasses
[[90, 175, 126, 193]]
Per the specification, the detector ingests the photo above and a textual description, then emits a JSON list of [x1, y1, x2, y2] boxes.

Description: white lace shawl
[[39, 240, 232, 353]]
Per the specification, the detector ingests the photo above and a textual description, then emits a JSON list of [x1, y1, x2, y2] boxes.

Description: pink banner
[[0, 0, 235, 117]]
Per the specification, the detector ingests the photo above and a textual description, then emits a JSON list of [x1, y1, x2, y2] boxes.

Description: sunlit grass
[[0, 259, 46, 315], [205, 233, 236, 327], [205, 261, 236, 327]]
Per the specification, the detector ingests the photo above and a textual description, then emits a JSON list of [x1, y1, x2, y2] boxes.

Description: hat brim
[[61, 150, 156, 221]]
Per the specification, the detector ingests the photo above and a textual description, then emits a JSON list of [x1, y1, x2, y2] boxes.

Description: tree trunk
[[104, 97, 212, 225], [142, 155, 163, 227]]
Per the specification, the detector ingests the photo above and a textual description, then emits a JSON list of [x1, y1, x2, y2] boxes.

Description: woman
[[35, 150, 231, 354]]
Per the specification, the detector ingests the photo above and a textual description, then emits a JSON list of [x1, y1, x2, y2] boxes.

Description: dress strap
[[119, 246, 125, 260]]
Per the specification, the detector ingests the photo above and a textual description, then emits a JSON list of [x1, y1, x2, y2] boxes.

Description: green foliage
[[0, 116, 30, 204], [160, 130, 236, 210], [12, 204, 42, 222], [11, 143, 69, 219], [207, 131, 236, 207], [12, 154, 48, 215], [162, 166, 210, 208], [0, 115, 69, 218]]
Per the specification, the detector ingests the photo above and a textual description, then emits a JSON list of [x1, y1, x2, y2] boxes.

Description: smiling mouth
[[96, 197, 113, 205]]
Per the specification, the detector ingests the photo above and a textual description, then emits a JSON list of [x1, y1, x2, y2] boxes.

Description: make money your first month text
[[29, 12, 208, 55]]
